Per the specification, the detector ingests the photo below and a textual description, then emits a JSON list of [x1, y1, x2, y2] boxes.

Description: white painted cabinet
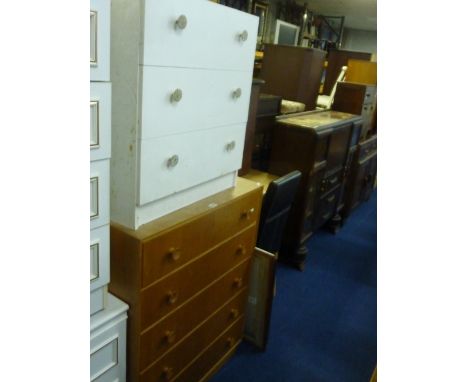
[[111, 0, 258, 229], [90, 0, 111, 81]]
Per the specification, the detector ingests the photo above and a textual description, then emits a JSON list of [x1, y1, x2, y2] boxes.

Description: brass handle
[[233, 277, 243, 288], [232, 88, 242, 99], [230, 308, 239, 319], [235, 245, 246, 256], [164, 330, 176, 344], [170, 88, 183, 103], [226, 337, 235, 347], [238, 30, 248, 42], [167, 247, 181, 261], [162, 366, 174, 380], [167, 155, 179, 168], [226, 140, 236, 152], [166, 290, 178, 305], [175, 15, 187, 30]]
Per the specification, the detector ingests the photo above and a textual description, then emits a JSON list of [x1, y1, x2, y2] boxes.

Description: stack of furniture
[[259, 44, 327, 111], [90, 0, 128, 380], [110, 0, 258, 230], [268, 110, 362, 270], [109, 179, 263, 381]]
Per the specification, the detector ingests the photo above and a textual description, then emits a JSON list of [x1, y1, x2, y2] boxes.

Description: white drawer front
[[140, 66, 252, 140], [143, 0, 258, 71], [90, 0, 111, 81], [138, 124, 246, 206], [90, 159, 110, 230], [90, 315, 127, 382], [90, 82, 111, 161], [90, 286, 107, 316], [90, 224, 110, 292]]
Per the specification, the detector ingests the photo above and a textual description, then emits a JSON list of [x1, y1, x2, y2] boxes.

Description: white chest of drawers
[[110, 0, 258, 229], [90, 0, 128, 380]]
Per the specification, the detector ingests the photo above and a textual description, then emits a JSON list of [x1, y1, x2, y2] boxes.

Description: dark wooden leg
[[278, 243, 308, 271], [328, 213, 342, 234]]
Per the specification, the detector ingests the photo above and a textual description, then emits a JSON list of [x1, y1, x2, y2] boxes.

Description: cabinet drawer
[[138, 124, 246, 206], [359, 135, 377, 160], [90, 82, 111, 161], [172, 318, 244, 382], [319, 171, 341, 196], [90, 0, 110, 81], [140, 289, 247, 371], [91, 286, 107, 316], [140, 257, 251, 330], [90, 309, 127, 382], [140, 66, 252, 140], [142, 0, 258, 71], [90, 224, 110, 292], [140, 316, 244, 382], [141, 193, 260, 286], [91, 159, 110, 230], [316, 187, 341, 227]]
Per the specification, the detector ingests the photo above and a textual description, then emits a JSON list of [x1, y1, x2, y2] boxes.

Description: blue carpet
[[211, 190, 377, 382]]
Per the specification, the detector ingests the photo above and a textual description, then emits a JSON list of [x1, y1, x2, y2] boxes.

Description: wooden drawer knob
[[240, 208, 255, 220], [164, 330, 176, 344], [226, 337, 235, 348], [166, 290, 179, 305], [175, 14, 187, 30], [235, 245, 246, 256], [233, 277, 243, 288], [162, 366, 174, 381], [167, 248, 181, 262], [230, 308, 239, 319]]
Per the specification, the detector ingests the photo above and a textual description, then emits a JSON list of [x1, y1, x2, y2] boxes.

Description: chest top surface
[[276, 110, 360, 131]]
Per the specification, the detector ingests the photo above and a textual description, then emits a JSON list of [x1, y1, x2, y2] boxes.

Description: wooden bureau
[[268, 110, 362, 270], [332, 81, 377, 139], [109, 178, 262, 382]]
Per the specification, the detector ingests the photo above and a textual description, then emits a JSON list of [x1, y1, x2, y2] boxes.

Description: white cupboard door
[[90, 159, 110, 230], [138, 123, 246, 206], [90, 224, 110, 292], [90, 82, 111, 161], [143, 0, 258, 71], [140, 66, 252, 139], [90, 0, 111, 81]]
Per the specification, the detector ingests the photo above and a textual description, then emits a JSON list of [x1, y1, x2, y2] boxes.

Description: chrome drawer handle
[[175, 15, 187, 30], [238, 30, 248, 42], [170, 88, 183, 103], [167, 155, 179, 168], [226, 141, 236, 152], [232, 88, 242, 99]]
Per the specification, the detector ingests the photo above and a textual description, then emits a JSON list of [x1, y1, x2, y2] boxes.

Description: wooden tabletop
[[240, 169, 279, 195]]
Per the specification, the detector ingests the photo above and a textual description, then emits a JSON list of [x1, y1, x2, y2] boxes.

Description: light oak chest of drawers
[[110, 0, 258, 230], [109, 178, 262, 381]]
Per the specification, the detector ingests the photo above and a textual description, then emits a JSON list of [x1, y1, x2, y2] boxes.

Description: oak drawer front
[[139, 289, 247, 371], [138, 124, 246, 206], [90, 224, 110, 292], [91, 286, 107, 316], [140, 66, 252, 140], [142, 0, 258, 71], [171, 318, 244, 382], [90, 82, 111, 161], [359, 135, 377, 160], [140, 257, 251, 330], [141, 193, 261, 287], [90, 314, 127, 382], [140, 315, 244, 382], [90, 0, 110, 81], [90, 159, 110, 230]]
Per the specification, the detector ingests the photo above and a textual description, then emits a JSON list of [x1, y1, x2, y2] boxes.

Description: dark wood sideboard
[[268, 110, 362, 270], [259, 44, 326, 110]]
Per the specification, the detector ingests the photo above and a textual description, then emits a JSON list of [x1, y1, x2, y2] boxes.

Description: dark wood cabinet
[[332, 81, 377, 139], [323, 49, 372, 95], [259, 44, 326, 110], [268, 110, 362, 270], [342, 135, 377, 219]]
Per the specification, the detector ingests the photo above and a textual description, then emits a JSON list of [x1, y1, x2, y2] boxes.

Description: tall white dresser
[[110, 0, 259, 229], [90, 0, 128, 380]]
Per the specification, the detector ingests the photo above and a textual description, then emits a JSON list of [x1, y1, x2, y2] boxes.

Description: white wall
[[341, 28, 377, 53]]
